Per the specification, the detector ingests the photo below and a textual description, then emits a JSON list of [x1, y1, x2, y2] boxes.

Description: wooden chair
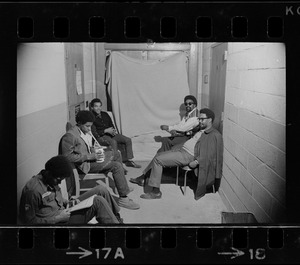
[[73, 168, 110, 196], [176, 166, 216, 196], [60, 178, 97, 224]]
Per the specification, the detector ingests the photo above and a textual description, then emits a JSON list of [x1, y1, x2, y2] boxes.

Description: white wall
[[17, 43, 68, 213], [220, 43, 286, 223], [17, 43, 68, 117], [83, 43, 97, 107]]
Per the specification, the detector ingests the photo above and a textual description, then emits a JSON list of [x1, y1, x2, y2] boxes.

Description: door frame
[[64, 43, 86, 125], [209, 42, 228, 134]]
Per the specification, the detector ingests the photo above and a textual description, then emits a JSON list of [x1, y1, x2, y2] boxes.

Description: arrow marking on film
[[217, 247, 245, 259], [66, 247, 93, 259]]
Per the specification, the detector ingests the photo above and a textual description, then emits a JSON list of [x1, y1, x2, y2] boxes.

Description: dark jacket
[[91, 111, 115, 138], [60, 125, 92, 174], [19, 173, 65, 224], [193, 127, 223, 200]]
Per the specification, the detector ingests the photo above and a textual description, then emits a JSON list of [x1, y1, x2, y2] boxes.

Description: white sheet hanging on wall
[[109, 51, 190, 138]]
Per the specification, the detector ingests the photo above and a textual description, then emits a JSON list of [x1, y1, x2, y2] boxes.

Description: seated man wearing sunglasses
[[158, 95, 200, 153], [130, 108, 223, 200]]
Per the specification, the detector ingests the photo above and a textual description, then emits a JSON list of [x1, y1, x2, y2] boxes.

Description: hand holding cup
[[95, 147, 105, 163]]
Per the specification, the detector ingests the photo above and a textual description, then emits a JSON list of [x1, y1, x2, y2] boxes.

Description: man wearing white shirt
[[158, 95, 199, 153], [130, 108, 223, 200]]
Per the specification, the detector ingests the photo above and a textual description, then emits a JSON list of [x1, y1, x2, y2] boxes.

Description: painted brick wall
[[220, 43, 286, 223]]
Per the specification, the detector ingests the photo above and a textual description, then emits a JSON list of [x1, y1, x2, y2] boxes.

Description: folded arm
[[60, 133, 96, 162], [168, 117, 199, 132]]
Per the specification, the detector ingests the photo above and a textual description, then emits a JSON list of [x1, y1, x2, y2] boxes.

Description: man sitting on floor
[[158, 95, 200, 153], [130, 108, 223, 200], [90, 98, 141, 168], [19, 155, 123, 224], [60, 110, 140, 210]]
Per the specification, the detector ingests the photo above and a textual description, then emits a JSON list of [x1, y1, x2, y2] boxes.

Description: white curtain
[[108, 51, 190, 138]]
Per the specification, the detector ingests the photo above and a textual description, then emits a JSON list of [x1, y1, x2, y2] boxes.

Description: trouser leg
[[102, 135, 118, 153], [77, 185, 120, 215], [171, 136, 189, 146], [114, 134, 134, 160], [148, 149, 194, 188], [90, 161, 130, 197], [112, 149, 123, 164], [68, 196, 120, 224], [157, 136, 189, 153], [143, 149, 180, 175], [142, 159, 155, 175], [157, 137, 173, 153]]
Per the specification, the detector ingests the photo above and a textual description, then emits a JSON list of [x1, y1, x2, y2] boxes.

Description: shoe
[[125, 160, 142, 168], [129, 176, 145, 186], [140, 191, 162, 200], [118, 197, 140, 210], [115, 213, 124, 224]]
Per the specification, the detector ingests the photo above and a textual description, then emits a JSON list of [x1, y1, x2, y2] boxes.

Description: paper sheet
[[68, 194, 96, 212], [76, 70, 83, 95]]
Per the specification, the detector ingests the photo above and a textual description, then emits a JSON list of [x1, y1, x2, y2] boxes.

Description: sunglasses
[[55, 177, 63, 183], [184, 102, 194, 106], [198, 118, 209, 122]]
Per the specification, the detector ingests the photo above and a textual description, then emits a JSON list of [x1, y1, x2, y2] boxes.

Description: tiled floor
[[102, 160, 228, 224]]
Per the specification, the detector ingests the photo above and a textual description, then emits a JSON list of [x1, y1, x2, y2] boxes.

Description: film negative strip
[[0, 1, 299, 264], [0, 226, 300, 263]]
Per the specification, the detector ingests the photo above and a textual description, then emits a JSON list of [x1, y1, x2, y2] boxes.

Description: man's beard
[[199, 124, 206, 130]]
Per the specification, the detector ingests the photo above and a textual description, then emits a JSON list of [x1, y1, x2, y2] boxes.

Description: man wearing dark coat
[[130, 108, 223, 200]]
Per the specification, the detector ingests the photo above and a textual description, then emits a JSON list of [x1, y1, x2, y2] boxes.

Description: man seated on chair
[[90, 98, 141, 168], [130, 108, 223, 200], [19, 155, 123, 224], [158, 95, 200, 153], [60, 110, 140, 210]]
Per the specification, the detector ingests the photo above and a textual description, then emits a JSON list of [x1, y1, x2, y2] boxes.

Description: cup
[[95, 147, 105, 163]]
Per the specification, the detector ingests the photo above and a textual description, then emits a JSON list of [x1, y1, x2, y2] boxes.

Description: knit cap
[[45, 155, 73, 179], [184, 95, 197, 106]]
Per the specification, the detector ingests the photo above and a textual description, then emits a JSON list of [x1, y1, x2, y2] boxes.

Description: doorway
[[64, 43, 85, 125], [209, 43, 228, 134]]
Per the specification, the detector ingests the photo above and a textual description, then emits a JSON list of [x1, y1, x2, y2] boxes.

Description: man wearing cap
[[158, 95, 200, 153], [19, 155, 123, 224]]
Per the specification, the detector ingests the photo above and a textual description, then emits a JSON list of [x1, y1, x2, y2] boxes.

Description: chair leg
[[176, 167, 179, 186], [183, 170, 188, 195], [105, 175, 109, 189]]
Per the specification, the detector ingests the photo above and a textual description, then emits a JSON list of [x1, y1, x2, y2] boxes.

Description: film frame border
[[1, 1, 299, 264], [2, 225, 300, 263]]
